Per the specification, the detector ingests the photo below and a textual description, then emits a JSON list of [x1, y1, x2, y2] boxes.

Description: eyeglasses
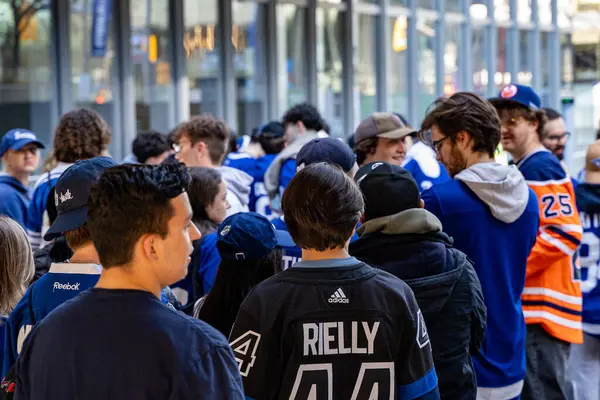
[[172, 143, 181, 154], [545, 132, 571, 141], [419, 129, 449, 153], [432, 136, 449, 153]]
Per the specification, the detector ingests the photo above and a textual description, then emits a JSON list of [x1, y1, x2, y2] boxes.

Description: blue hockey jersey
[[422, 162, 539, 398], [272, 216, 360, 270], [224, 152, 278, 218], [25, 163, 72, 250], [171, 233, 221, 307], [0, 175, 30, 228], [575, 183, 600, 337], [402, 141, 450, 192]]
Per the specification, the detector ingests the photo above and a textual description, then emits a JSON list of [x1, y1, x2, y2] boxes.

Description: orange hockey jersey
[[517, 149, 583, 344]]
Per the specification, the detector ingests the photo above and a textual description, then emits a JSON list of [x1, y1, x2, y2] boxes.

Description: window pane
[[495, 0, 510, 22], [472, 25, 486, 95], [538, 0, 551, 25], [356, 13, 377, 119], [561, 33, 573, 87], [389, 16, 408, 116], [277, 4, 308, 109], [496, 27, 510, 90], [417, 18, 435, 121], [518, 30, 533, 85], [390, 0, 408, 6], [70, 0, 118, 155], [0, 1, 53, 145], [316, 7, 344, 137], [444, 22, 461, 94], [517, 0, 532, 23], [541, 31, 549, 88], [130, 0, 174, 133], [233, 1, 268, 136], [184, 0, 220, 117]]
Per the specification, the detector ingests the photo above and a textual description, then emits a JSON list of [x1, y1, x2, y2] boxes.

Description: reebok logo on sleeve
[[328, 288, 349, 304], [53, 282, 81, 291]]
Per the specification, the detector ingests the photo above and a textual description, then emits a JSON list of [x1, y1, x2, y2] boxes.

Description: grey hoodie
[[454, 162, 530, 224], [217, 166, 253, 216], [264, 130, 323, 198]]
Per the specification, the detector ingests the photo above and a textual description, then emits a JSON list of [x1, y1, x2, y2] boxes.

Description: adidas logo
[[328, 288, 349, 304]]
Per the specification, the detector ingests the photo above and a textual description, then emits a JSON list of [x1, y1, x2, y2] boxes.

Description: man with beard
[[541, 107, 570, 161], [420, 92, 540, 399], [490, 84, 582, 400]]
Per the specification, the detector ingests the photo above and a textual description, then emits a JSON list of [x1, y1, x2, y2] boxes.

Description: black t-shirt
[[228, 258, 439, 400], [15, 288, 244, 400]]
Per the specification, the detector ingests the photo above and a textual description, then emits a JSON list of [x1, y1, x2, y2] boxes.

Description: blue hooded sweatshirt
[[0, 174, 30, 228]]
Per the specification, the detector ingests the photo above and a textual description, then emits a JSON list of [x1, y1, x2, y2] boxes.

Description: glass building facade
[[0, 0, 598, 171]]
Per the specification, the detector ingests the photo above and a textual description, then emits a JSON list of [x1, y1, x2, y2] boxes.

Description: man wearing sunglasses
[[490, 84, 582, 400], [419, 92, 540, 400]]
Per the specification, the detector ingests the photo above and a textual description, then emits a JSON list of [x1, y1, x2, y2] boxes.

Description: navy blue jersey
[[14, 288, 244, 399], [229, 258, 439, 400], [0, 175, 30, 228], [2, 263, 175, 378], [576, 183, 600, 337]]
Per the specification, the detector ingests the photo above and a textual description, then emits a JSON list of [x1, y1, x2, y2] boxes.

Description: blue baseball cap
[[296, 137, 357, 173], [44, 156, 117, 241], [0, 129, 44, 157], [489, 84, 541, 110], [217, 212, 295, 262]]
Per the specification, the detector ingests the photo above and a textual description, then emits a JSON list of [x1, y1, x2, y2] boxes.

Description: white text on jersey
[[302, 321, 380, 356]]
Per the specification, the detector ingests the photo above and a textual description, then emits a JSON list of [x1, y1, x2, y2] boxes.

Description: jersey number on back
[[230, 331, 261, 377], [290, 362, 395, 399], [541, 193, 573, 219]]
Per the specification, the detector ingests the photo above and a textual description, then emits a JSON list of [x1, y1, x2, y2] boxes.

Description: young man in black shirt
[[14, 162, 244, 399], [229, 162, 440, 399]]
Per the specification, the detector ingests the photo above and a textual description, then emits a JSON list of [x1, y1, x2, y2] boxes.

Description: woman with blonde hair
[[0, 216, 35, 359]]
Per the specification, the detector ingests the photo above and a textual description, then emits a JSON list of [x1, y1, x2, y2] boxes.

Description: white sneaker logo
[[328, 288, 349, 304]]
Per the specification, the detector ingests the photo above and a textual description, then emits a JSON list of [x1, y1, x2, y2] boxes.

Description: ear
[[140, 233, 160, 262], [419, 199, 425, 209], [194, 140, 207, 154], [360, 213, 366, 224], [456, 130, 472, 151], [530, 118, 539, 132], [297, 121, 306, 133]]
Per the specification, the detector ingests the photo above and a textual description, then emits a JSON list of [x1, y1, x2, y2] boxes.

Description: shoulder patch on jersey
[[416, 310, 430, 349]]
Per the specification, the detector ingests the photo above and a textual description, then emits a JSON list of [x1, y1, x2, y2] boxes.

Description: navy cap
[[254, 121, 284, 139], [296, 137, 357, 173], [217, 212, 295, 262], [355, 162, 420, 220], [0, 129, 44, 157], [44, 157, 117, 241], [489, 84, 541, 110]]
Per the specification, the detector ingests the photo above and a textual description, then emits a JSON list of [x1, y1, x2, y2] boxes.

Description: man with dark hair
[[13, 163, 244, 399], [490, 84, 582, 400], [131, 131, 172, 165], [271, 137, 359, 269], [264, 103, 328, 210], [26, 108, 112, 250], [350, 162, 485, 399], [541, 107, 570, 161], [173, 115, 252, 216], [354, 112, 415, 167], [419, 91, 540, 399], [0, 129, 44, 228], [225, 121, 286, 218], [230, 162, 440, 400], [2, 157, 116, 379]]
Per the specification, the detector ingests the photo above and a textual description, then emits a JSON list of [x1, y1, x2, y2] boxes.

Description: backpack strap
[[27, 281, 36, 326]]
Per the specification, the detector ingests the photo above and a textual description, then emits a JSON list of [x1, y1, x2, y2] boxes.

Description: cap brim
[[377, 127, 417, 139], [275, 230, 296, 248], [43, 206, 88, 241], [10, 139, 45, 151], [488, 97, 530, 109]]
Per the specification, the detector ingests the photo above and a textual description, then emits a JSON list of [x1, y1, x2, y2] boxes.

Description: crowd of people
[[0, 83, 599, 399]]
